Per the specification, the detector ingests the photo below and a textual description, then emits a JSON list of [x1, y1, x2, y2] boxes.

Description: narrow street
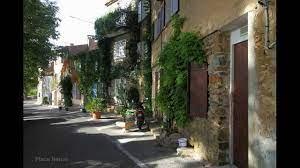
[[23, 100, 204, 168]]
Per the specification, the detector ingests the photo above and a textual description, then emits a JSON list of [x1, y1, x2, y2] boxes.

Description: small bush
[[86, 97, 107, 113]]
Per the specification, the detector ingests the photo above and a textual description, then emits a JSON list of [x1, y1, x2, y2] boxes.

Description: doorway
[[232, 40, 248, 168]]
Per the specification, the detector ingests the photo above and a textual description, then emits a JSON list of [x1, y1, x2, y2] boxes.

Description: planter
[[92, 111, 101, 119], [125, 121, 135, 130]]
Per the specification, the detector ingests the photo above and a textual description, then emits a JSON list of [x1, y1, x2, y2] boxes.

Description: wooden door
[[188, 63, 208, 118], [233, 41, 248, 168]]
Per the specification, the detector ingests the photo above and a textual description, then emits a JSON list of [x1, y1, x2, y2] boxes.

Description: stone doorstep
[[150, 127, 162, 139], [115, 121, 135, 130], [176, 147, 195, 156], [150, 127, 162, 134], [116, 121, 126, 128]]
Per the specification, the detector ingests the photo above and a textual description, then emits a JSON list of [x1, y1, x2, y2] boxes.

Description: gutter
[[259, 0, 276, 49]]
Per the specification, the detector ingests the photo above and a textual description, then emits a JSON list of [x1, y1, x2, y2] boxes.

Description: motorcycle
[[135, 104, 145, 130]]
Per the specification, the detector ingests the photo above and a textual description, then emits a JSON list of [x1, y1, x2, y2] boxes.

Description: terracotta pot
[[92, 111, 101, 119]]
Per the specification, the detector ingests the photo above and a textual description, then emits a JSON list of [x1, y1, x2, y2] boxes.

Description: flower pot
[[92, 112, 101, 119]]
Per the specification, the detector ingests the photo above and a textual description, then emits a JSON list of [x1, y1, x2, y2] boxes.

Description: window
[[153, 0, 179, 40], [116, 12, 126, 27], [165, 0, 172, 24], [113, 39, 127, 62], [138, 0, 149, 22], [138, 1, 142, 22], [171, 0, 179, 15]]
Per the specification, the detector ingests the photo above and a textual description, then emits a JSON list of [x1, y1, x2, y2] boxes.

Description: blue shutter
[[161, 3, 165, 27], [172, 0, 179, 15], [138, 1, 142, 22], [165, 0, 172, 24], [154, 19, 158, 39]]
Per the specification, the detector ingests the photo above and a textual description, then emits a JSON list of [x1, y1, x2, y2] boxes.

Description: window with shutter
[[154, 19, 158, 39], [138, 1, 142, 22], [188, 63, 208, 118], [165, 0, 172, 25], [171, 0, 179, 15], [161, 3, 165, 28], [158, 10, 162, 34]]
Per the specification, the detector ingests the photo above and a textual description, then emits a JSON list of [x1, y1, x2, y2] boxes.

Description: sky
[[51, 0, 108, 46]]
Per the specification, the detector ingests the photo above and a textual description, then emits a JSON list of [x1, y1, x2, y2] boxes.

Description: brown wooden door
[[188, 63, 208, 118], [233, 41, 248, 168]]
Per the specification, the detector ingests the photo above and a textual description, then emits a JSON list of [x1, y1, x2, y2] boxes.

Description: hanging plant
[[59, 75, 73, 107]]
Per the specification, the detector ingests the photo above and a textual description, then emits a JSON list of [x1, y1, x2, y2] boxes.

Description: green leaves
[[59, 76, 73, 107], [85, 97, 106, 112], [24, 0, 60, 95], [156, 15, 205, 128]]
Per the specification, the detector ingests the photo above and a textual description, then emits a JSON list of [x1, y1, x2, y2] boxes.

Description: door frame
[[229, 25, 248, 166]]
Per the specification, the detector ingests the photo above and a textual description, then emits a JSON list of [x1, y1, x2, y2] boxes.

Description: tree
[[23, 0, 60, 96]]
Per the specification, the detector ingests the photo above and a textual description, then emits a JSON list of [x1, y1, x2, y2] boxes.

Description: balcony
[[103, 11, 132, 39]]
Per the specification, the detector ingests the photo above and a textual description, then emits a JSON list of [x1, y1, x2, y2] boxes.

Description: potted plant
[[86, 97, 106, 119]]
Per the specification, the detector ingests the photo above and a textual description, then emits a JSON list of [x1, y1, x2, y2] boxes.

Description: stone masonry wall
[[180, 31, 230, 165], [248, 1, 276, 167]]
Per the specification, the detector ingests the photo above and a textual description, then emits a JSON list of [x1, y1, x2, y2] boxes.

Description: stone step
[[116, 121, 125, 128], [176, 147, 195, 157]]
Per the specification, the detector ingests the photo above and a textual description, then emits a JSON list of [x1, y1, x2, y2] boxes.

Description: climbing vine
[[138, 0, 152, 115], [59, 75, 73, 107], [156, 14, 206, 129], [73, 50, 100, 102]]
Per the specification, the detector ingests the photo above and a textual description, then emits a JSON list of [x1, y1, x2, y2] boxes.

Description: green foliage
[[127, 87, 140, 107], [115, 105, 128, 121], [85, 97, 107, 113], [93, 6, 140, 104], [27, 87, 37, 97], [59, 76, 73, 107], [116, 84, 128, 107], [24, 0, 60, 95], [42, 97, 49, 105], [74, 50, 101, 100], [139, 0, 152, 115], [156, 14, 205, 128]]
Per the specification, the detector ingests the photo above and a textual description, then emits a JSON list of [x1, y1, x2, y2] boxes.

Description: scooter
[[135, 106, 145, 130]]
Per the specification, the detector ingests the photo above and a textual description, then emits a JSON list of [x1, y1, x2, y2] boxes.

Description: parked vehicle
[[135, 103, 145, 130]]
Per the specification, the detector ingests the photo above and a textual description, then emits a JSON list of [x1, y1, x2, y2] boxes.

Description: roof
[[89, 40, 98, 51], [67, 44, 88, 56]]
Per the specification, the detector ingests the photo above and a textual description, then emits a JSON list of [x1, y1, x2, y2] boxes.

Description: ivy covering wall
[[156, 14, 206, 129]]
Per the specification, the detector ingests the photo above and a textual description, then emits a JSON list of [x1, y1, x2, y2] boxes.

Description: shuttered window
[[188, 63, 208, 118], [138, 1, 142, 22], [153, 0, 179, 41], [171, 0, 179, 15], [165, 0, 172, 25]]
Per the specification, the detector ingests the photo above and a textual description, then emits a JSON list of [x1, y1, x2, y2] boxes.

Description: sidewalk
[[97, 115, 206, 168]]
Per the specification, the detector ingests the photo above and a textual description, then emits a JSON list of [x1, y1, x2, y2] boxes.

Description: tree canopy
[[24, 0, 60, 95]]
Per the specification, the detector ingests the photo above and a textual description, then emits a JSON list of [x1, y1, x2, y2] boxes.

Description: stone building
[[150, 0, 276, 167]]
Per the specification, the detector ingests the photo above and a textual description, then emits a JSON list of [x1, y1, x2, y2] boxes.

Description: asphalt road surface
[[23, 100, 137, 168]]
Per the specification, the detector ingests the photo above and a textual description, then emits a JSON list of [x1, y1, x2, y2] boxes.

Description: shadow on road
[[23, 117, 136, 168]]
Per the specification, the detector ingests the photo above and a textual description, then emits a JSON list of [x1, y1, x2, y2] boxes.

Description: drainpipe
[[259, 0, 276, 49]]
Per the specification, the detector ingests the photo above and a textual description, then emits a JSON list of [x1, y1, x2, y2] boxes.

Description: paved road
[[23, 100, 137, 168]]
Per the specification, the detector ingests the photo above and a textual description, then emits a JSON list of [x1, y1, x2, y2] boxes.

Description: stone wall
[[150, 0, 276, 167], [248, 1, 276, 167], [179, 31, 230, 165]]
